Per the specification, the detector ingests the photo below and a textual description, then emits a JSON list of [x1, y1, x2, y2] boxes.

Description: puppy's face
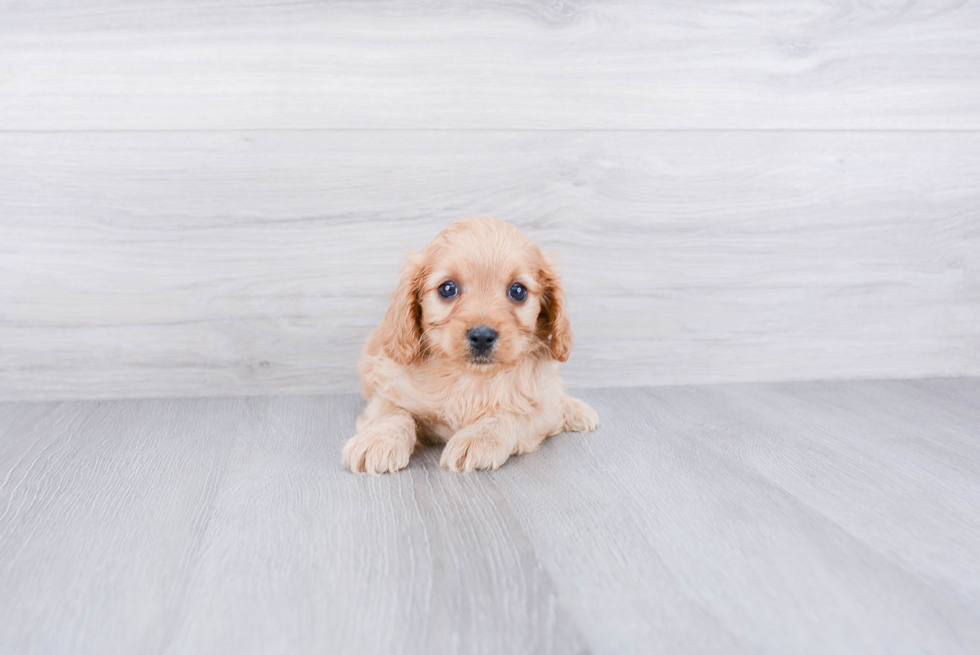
[[378, 217, 572, 369], [419, 236, 542, 368]]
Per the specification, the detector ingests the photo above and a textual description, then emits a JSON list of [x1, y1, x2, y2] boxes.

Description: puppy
[[342, 217, 598, 474]]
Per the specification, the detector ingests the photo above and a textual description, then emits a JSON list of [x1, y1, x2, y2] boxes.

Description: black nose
[[467, 325, 498, 354]]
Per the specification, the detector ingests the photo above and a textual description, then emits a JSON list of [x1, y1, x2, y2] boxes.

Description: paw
[[564, 397, 599, 433], [440, 429, 513, 473], [342, 431, 412, 475]]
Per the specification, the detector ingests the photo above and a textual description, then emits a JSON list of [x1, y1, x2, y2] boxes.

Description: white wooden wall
[[1, 1, 978, 400]]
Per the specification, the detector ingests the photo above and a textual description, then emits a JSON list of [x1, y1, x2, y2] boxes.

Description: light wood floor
[[2, 378, 978, 654]]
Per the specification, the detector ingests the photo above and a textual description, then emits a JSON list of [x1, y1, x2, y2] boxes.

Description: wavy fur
[[344, 217, 598, 474]]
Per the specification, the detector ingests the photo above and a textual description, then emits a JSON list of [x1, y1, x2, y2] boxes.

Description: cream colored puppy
[[343, 217, 598, 474]]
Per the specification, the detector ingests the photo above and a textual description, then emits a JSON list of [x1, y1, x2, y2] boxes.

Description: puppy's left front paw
[[440, 429, 513, 473]]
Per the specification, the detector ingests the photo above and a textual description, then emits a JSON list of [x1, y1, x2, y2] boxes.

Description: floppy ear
[[378, 252, 426, 365], [538, 253, 573, 362]]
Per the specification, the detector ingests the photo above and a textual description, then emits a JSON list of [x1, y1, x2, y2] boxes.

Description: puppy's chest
[[404, 368, 537, 435]]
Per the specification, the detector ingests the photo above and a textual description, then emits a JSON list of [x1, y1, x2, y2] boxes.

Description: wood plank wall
[[1, 1, 978, 400]]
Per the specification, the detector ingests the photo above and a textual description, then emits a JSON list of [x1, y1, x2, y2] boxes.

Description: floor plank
[[492, 386, 980, 654], [2, 0, 978, 129], [0, 399, 238, 655], [701, 380, 980, 607], [1, 379, 978, 654], [164, 395, 587, 655]]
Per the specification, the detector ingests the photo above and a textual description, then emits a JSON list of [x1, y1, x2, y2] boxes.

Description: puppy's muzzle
[[467, 325, 498, 357]]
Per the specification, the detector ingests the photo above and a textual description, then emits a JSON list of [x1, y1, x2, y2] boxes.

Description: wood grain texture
[[0, 398, 237, 654], [491, 381, 980, 654], [2, 131, 978, 400], [165, 395, 587, 655], [0, 394, 588, 655], [1, 379, 979, 653], [1, 0, 979, 129]]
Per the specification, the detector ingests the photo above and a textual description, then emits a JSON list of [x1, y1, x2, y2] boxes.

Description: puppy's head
[[378, 217, 572, 369]]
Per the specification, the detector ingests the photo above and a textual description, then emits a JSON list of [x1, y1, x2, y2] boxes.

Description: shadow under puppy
[[343, 217, 598, 474]]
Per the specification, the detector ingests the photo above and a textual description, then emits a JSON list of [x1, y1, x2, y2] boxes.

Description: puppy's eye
[[508, 282, 528, 303], [437, 280, 459, 299]]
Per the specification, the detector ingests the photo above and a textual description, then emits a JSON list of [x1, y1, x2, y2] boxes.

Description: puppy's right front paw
[[342, 432, 412, 475]]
